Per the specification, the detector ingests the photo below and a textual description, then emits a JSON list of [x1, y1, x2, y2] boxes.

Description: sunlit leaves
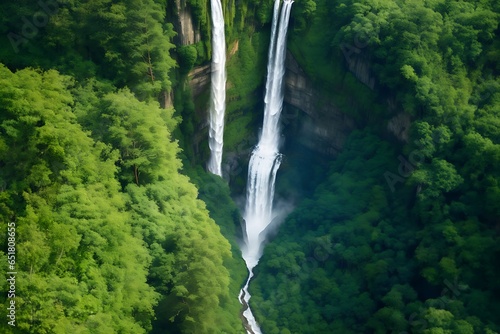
[[411, 158, 463, 199]]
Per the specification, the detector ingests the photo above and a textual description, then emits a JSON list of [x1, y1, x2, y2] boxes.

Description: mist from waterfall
[[239, 0, 294, 332], [207, 0, 226, 176]]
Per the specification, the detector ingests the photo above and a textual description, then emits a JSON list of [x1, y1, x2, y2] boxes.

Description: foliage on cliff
[[250, 0, 500, 333], [2, 0, 500, 333], [0, 0, 246, 333], [253, 130, 500, 333]]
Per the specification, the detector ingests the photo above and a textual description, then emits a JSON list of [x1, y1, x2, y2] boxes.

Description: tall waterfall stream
[[207, 0, 227, 176], [239, 1, 294, 332]]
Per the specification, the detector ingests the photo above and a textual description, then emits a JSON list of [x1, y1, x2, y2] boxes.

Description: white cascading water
[[207, 0, 226, 176], [239, 0, 293, 333]]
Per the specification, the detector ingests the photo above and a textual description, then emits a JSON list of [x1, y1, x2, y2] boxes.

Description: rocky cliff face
[[347, 55, 376, 90], [284, 52, 356, 155], [174, 0, 200, 45], [346, 55, 411, 142], [387, 110, 411, 142], [186, 49, 359, 157], [188, 64, 211, 97]]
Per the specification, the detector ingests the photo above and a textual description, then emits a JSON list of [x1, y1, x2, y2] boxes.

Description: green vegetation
[[253, 130, 500, 333], [253, 131, 417, 333], [0, 0, 176, 99], [1, 0, 500, 333], [251, 0, 500, 333], [0, 0, 247, 332]]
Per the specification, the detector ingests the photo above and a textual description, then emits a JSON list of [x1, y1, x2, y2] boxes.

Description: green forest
[[1, 0, 499, 333]]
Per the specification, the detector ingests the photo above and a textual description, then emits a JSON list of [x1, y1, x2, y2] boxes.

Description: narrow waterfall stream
[[207, 0, 226, 176], [239, 0, 294, 332]]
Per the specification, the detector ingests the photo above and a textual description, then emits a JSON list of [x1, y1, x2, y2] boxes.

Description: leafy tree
[[0, 65, 157, 333]]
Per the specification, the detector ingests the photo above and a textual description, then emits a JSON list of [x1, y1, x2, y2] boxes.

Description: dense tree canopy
[[251, 0, 500, 333], [0, 0, 247, 332], [1, 0, 499, 333]]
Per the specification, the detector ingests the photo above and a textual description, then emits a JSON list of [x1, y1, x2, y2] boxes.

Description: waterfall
[[239, 0, 293, 332], [207, 0, 226, 176]]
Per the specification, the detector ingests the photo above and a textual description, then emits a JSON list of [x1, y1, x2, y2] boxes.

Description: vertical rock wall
[[284, 52, 356, 155], [175, 0, 201, 45]]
